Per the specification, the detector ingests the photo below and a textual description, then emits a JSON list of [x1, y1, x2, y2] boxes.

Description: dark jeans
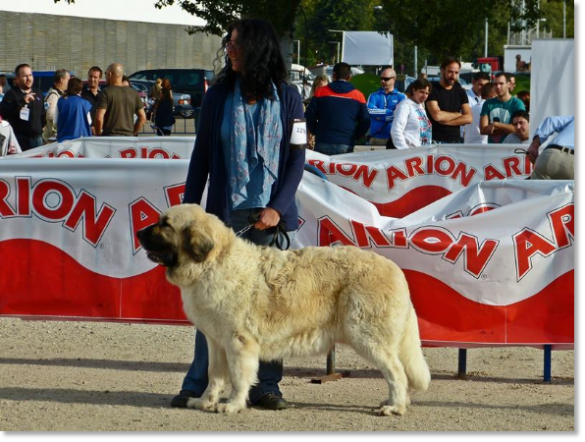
[[156, 127, 172, 136], [434, 138, 463, 144], [314, 142, 352, 155], [17, 134, 43, 151], [180, 208, 294, 403]]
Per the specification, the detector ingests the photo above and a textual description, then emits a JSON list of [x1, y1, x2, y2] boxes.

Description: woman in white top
[[391, 79, 432, 149]]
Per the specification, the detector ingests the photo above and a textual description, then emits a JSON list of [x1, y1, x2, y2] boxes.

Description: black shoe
[[170, 391, 199, 408], [253, 393, 289, 410]]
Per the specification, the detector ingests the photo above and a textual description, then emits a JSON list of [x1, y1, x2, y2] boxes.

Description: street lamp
[[328, 30, 344, 63], [294, 40, 301, 64], [536, 18, 547, 39], [328, 41, 340, 64]]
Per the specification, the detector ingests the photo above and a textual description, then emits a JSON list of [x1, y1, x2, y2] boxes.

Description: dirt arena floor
[[0, 318, 575, 432]]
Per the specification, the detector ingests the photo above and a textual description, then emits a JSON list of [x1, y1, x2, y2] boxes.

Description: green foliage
[[297, 0, 379, 66], [541, 0, 575, 38], [514, 74, 531, 94], [350, 73, 380, 99], [55, 0, 574, 73], [153, 0, 302, 37]]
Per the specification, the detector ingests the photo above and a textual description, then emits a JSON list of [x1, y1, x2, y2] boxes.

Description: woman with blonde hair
[[304, 74, 328, 107]]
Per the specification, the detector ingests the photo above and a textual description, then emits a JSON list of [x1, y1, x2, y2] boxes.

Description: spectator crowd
[[0, 62, 180, 155], [0, 52, 574, 182]]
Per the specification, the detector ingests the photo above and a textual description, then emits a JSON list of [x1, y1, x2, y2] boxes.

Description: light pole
[[328, 30, 344, 63], [563, 0, 567, 38], [536, 18, 546, 39], [328, 41, 340, 64], [485, 17, 489, 57], [294, 40, 301, 64]]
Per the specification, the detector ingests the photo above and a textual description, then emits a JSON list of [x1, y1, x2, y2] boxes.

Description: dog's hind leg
[[349, 339, 409, 416], [187, 339, 228, 412], [376, 352, 409, 416], [216, 335, 260, 414]]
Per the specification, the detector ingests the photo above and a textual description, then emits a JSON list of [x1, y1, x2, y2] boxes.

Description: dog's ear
[[182, 226, 214, 263]]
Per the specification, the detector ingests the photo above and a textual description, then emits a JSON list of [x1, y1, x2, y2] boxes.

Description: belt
[[548, 144, 574, 155]]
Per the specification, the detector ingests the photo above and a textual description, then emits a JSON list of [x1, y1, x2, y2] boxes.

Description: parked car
[[129, 79, 194, 118], [128, 69, 213, 115], [309, 65, 365, 82], [33, 71, 75, 97], [81, 80, 149, 115], [0, 72, 16, 102], [395, 75, 416, 93]]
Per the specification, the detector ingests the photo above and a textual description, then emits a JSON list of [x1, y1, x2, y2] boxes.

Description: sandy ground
[[0, 317, 575, 433]]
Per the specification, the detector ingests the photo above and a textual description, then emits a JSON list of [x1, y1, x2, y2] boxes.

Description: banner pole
[[543, 345, 552, 382], [458, 349, 468, 379]]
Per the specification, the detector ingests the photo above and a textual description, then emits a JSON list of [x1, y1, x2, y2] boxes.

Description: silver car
[[130, 79, 194, 118]]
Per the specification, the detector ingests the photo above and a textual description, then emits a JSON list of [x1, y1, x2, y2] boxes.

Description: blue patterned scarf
[[230, 77, 282, 207]]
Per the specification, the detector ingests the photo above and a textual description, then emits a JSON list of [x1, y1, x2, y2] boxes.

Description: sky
[[1, 0, 206, 26]]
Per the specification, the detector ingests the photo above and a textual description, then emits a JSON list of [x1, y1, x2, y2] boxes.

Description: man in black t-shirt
[[426, 57, 472, 143]]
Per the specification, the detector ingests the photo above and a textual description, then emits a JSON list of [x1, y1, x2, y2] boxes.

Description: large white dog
[[137, 204, 430, 416]]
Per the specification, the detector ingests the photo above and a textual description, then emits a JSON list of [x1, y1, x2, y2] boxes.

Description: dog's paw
[[216, 402, 245, 415], [378, 403, 406, 416], [186, 397, 217, 411]]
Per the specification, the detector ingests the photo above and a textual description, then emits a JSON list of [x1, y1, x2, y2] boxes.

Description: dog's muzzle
[[145, 250, 177, 267], [137, 224, 178, 267]]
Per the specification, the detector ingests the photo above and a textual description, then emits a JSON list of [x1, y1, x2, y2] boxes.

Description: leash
[[234, 224, 254, 237], [234, 212, 291, 251]]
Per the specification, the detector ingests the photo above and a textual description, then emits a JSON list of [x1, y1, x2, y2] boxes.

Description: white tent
[[530, 39, 574, 137], [342, 31, 394, 66]]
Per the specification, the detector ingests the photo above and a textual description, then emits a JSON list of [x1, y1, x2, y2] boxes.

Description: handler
[[172, 18, 306, 411], [526, 115, 574, 179]]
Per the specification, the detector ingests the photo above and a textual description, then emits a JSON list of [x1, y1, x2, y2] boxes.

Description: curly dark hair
[[213, 18, 287, 101]]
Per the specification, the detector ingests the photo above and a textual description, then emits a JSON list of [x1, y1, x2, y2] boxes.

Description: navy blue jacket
[[304, 80, 370, 146], [183, 82, 306, 230]]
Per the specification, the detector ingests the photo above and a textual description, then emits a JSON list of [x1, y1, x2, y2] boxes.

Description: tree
[[297, 0, 378, 66], [376, 0, 546, 63], [541, 0, 575, 38]]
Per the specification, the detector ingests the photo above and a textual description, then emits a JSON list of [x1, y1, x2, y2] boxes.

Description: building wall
[[0, 11, 222, 76]]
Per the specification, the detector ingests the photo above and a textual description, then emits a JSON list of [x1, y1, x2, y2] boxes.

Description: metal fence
[[141, 117, 197, 137]]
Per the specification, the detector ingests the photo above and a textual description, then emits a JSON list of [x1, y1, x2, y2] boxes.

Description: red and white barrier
[[0, 141, 573, 349]]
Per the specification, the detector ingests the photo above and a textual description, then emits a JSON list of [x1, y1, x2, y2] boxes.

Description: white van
[[289, 64, 315, 99]]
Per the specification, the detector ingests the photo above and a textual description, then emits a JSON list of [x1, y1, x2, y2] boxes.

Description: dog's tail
[[400, 306, 431, 392]]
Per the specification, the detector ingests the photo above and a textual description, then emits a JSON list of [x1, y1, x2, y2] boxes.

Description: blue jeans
[[314, 142, 352, 155], [180, 208, 295, 403]]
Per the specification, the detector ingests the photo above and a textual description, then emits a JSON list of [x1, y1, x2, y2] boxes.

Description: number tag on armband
[[290, 118, 307, 149]]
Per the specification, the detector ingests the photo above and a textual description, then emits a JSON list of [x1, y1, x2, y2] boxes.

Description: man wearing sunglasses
[[366, 68, 405, 147]]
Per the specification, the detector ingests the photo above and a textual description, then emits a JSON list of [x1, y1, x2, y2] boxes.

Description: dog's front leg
[[216, 335, 260, 415], [187, 339, 228, 412]]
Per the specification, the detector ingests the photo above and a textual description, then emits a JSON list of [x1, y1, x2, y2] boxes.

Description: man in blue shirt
[[366, 67, 405, 147], [527, 116, 574, 179]]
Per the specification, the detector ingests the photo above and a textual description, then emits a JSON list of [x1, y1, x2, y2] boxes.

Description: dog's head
[[137, 204, 232, 270]]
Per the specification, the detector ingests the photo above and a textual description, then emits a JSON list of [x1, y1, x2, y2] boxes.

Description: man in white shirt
[[466, 72, 490, 108], [43, 69, 70, 142], [527, 116, 574, 179], [463, 82, 495, 144]]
